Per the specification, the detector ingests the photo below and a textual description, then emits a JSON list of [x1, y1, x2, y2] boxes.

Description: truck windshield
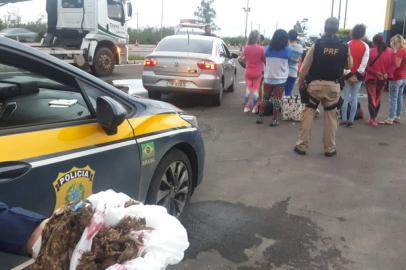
[[62, 0, 83, 8], [108, 0, 124, 22], [155, 38, 213, 55]]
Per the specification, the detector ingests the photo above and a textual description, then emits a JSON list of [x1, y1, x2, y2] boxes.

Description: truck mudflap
[[117, 44, 129, 65], [81, 40, 99, 66]]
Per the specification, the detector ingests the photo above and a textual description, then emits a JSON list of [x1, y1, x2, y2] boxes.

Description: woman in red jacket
[[364, 34, 394, 126], [340, 24, 369, 127]]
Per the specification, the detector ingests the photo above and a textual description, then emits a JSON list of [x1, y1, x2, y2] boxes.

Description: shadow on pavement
[[180, 199, 353, 269]]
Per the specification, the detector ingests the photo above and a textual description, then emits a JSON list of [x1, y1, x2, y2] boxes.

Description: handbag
[[282, 95, 305, 122], [238, 56, 246, 69]]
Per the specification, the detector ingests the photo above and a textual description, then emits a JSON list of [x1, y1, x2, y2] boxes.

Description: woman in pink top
[[242, 30, 265, 113], [385, 35, 406, 125], [364, 34, 394, 126]]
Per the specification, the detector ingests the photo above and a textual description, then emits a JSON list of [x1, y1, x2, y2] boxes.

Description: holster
[[299, 83, 310, 104]]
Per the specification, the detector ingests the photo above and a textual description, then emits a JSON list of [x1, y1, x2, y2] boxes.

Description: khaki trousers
[[296, 80, 340, 153]]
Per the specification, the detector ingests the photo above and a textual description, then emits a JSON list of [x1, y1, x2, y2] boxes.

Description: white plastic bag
[[69, 190, 189, 270]]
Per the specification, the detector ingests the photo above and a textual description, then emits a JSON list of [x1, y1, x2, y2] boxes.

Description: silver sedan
[[142, 35, 238, 106]]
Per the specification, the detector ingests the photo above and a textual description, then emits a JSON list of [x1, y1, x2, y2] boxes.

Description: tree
[[337, 29, 351, 42], [128, 27, 175, 45], [293, 18, 308, 36], [3, 10, 21, 27], [194, 0, 217, 29], [293, 21, 304, 34]]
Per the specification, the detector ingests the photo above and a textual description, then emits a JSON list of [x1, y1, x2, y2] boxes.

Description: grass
[[128, 54, 145, 61]]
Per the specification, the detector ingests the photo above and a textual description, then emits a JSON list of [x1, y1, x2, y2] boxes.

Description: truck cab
[[41, 0, 132, 77], [0, 0, 132, 77]]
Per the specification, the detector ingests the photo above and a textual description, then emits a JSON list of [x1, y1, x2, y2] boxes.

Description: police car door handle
[[0, 161, 32, 183]]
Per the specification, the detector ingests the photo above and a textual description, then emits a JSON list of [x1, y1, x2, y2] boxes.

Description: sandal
[[384, 119, 394, 125]]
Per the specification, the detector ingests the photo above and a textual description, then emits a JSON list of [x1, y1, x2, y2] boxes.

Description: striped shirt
[[264, 46, 292, 85]]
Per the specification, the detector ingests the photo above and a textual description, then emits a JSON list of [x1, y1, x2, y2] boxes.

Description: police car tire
[[146, 148, 193, 216], [92, 47, 115, 77]]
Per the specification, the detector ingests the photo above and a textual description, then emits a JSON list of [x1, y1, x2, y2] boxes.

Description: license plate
[[167, 80, 186, 88]]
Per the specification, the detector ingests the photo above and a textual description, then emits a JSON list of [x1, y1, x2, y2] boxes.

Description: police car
[[0, 37, 205, 267]]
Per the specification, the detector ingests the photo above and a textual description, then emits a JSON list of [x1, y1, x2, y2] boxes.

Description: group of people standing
[[242, 28, 303, 126], [242, 17, 406, 157], [340, 25, 406, 127]]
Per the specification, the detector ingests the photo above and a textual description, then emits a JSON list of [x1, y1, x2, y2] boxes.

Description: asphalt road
[[107, 65, 406, 270]]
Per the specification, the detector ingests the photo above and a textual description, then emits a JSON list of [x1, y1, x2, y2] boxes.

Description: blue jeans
[[388, 79, 406, 119], [284, 76, 297, 96], [341, 80, 362, 122]]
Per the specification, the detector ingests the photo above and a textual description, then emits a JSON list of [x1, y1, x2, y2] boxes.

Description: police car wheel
[[146, 149, 192, 217]]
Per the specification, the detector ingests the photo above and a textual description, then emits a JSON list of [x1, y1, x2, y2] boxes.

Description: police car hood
[[132, 96, 183, 115]]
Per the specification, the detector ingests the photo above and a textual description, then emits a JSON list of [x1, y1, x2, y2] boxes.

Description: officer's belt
[[306, 95, 338, 111]]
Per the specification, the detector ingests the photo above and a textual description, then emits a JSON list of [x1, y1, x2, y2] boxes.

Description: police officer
[[0, 202, 46, 256], [294, 18, 353, 157]]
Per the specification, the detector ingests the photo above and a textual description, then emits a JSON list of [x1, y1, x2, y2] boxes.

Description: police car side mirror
[[96, 96, 127, 136]]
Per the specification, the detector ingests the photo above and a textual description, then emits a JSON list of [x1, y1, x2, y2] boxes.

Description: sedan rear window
[[155, 38, 213, 54]]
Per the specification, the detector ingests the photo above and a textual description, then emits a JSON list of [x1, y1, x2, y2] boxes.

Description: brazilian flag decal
[[141, 142, 156, 166]]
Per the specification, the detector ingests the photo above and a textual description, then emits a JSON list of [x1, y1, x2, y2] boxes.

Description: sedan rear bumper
[[142, 71, 222, 95]]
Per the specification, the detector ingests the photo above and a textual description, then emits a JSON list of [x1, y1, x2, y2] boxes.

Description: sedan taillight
[[197, 61, 216, 71], [144, 58, 157, 67]]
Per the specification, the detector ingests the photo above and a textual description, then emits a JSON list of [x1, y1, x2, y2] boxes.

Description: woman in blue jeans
[[385, 35, 406, 125], [340, 24, 370, 127]]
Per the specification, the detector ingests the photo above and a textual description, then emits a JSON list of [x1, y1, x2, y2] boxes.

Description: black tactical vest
[[307, 36, 348, 82]]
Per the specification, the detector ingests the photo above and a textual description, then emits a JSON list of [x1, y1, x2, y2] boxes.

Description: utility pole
[[136, 12, 139, 30], [160, 0, 164, 40], [331, 0, 335, 17], [243, 0, 251, 42], [338, 0, 342, 26], [343, 0, 349, 29], [403, 10, 406, 36]]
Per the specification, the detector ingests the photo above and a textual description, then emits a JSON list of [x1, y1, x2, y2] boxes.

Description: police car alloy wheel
[[147, 149, 192, 217]]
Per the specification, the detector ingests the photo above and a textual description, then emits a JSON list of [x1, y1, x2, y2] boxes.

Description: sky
[[0, 0, 388, 38]]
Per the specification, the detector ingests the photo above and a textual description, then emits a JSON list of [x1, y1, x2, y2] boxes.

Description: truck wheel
[[92, 47, 115, 77], [148, 91, 162, 100], [146, 149, 193, 217]]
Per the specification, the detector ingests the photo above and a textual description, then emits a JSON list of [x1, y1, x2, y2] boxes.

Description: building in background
[[384, 0, 406, 42]]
